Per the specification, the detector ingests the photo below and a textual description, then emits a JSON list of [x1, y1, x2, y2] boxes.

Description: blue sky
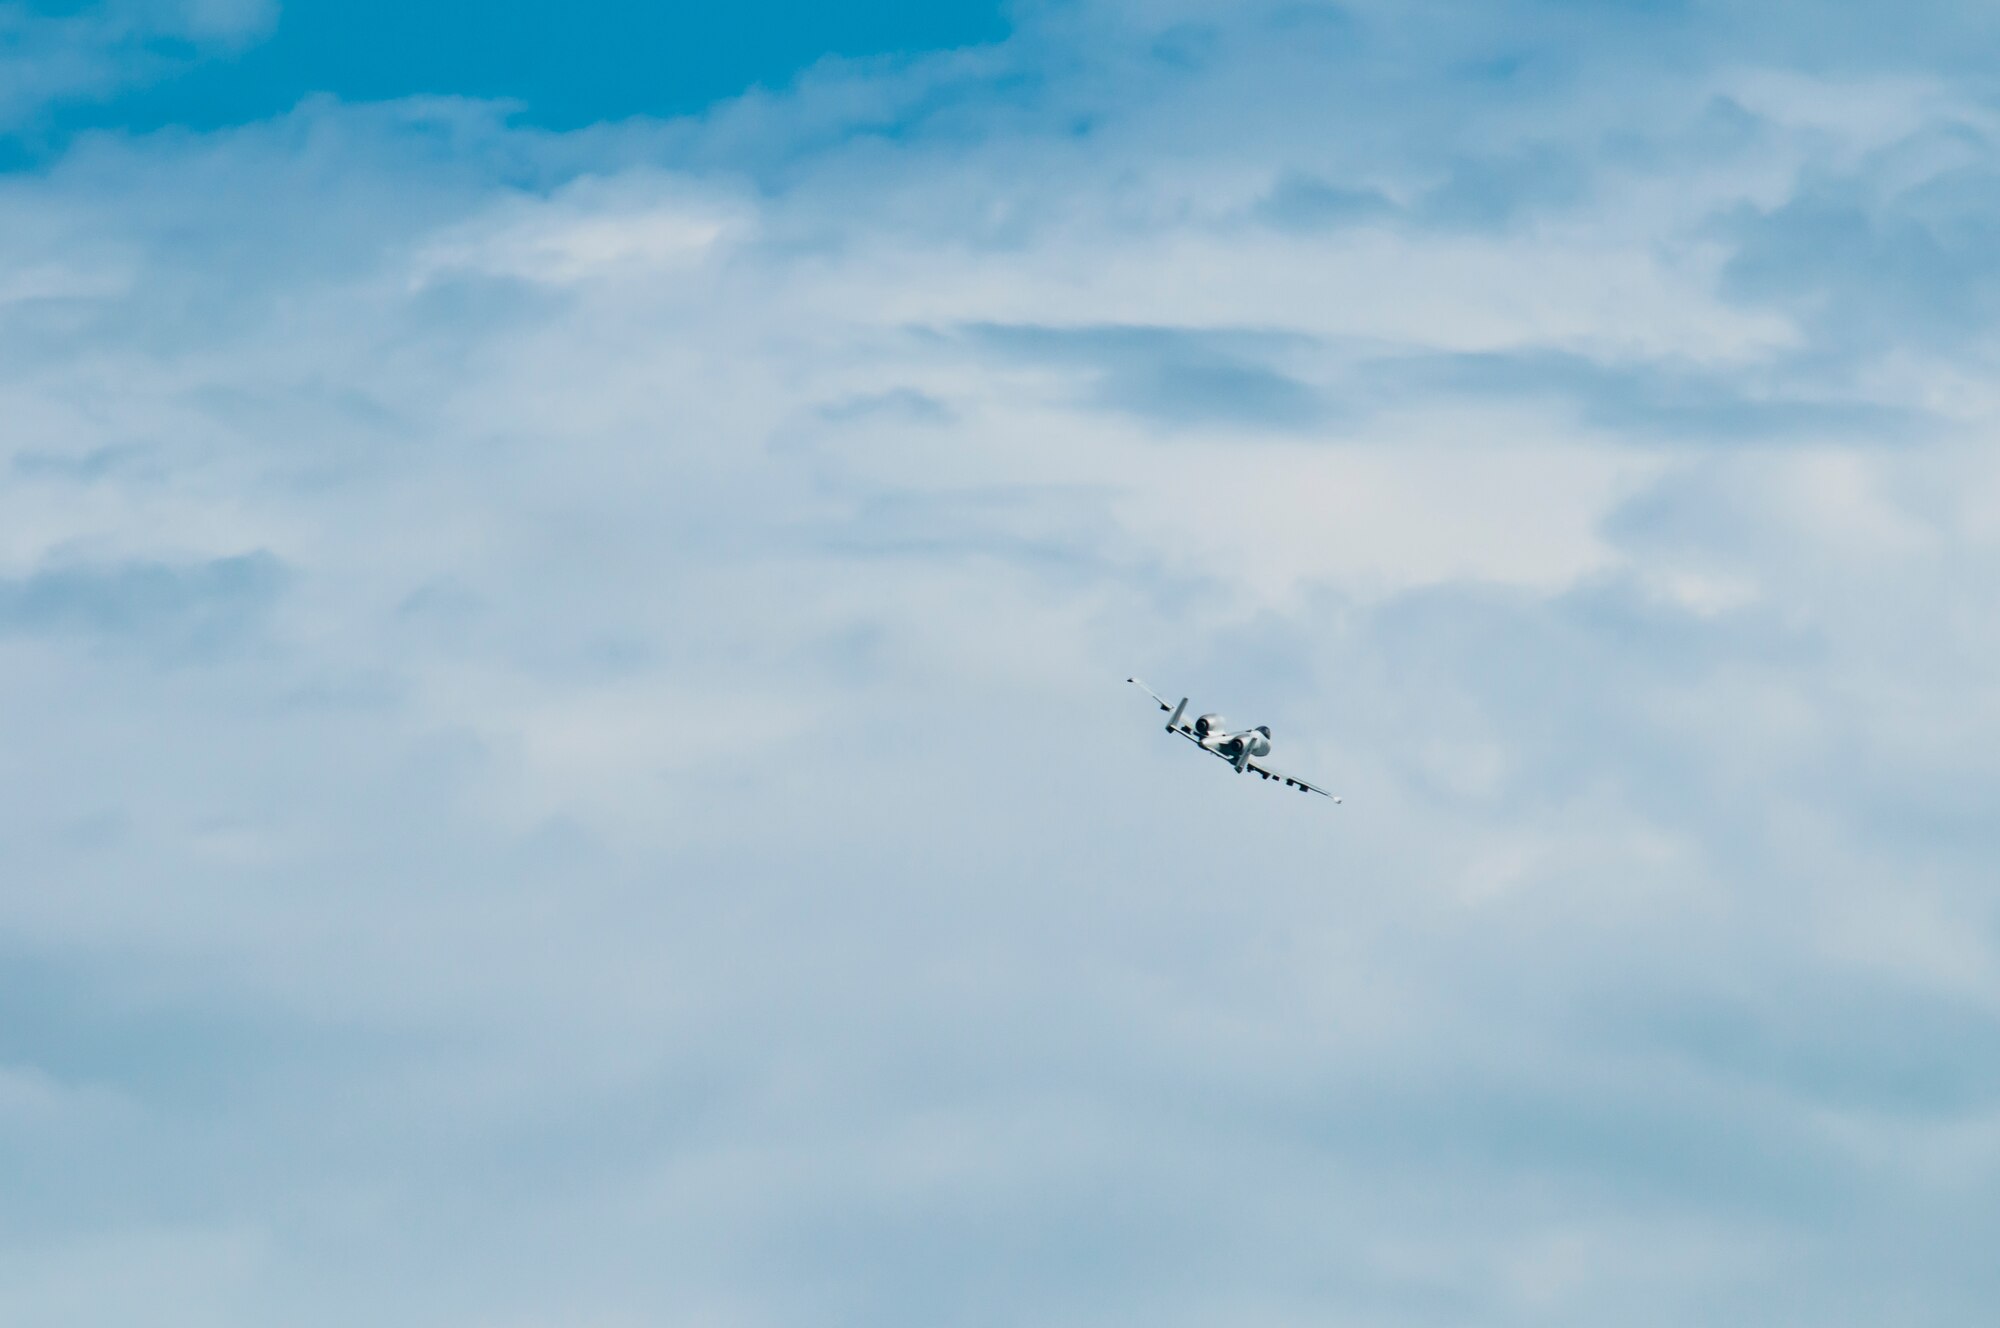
[[6, 1, 2000, 1324], [17, 0, 1009, 141]]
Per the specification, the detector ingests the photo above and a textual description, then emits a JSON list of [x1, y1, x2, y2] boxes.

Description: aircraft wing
[[1242, 755, 1342, 802], [1128, 677, 1203, 742]]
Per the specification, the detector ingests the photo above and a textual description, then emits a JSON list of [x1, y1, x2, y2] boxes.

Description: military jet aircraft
[[1127, 678, 1341, 801]]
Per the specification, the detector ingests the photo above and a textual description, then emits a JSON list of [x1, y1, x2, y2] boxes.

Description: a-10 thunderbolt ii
[[1127, 678, 1342, 802]]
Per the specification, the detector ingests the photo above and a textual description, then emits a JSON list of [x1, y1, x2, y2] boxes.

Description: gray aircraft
[[1127, 678, 1342, 801]]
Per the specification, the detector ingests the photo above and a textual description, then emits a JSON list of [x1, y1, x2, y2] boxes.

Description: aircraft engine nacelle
[[1194, 714, 1225, 738], [1222, 728, 1273, 759]]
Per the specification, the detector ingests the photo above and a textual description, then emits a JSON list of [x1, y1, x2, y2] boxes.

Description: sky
[[4, 0, 2000, 1324]]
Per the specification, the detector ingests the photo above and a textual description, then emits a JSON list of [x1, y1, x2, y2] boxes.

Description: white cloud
[[411, 176, 750, 288], [5, 3, 2000, 1324]]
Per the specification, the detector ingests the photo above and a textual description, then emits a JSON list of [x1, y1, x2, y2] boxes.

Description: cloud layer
[[5, 3, 2000, 1324]]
